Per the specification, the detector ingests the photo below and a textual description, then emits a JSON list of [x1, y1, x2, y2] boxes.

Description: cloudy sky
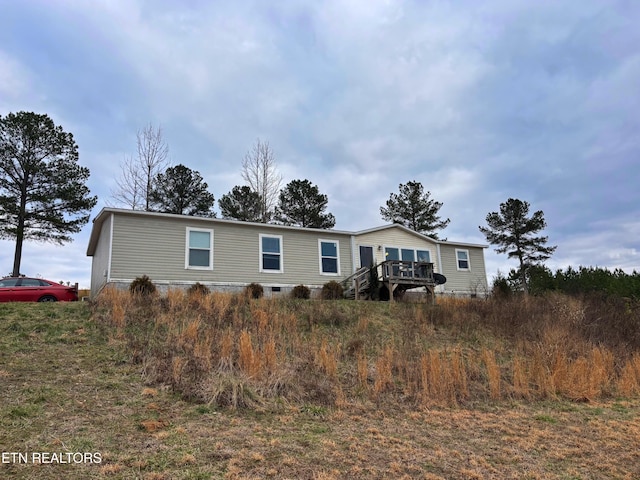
[[1, 0, 639, 288]]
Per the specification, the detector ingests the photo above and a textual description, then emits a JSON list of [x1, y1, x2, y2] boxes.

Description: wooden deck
[[342, 260, 437, 301]]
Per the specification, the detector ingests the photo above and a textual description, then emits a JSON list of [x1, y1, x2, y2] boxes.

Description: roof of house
[[352, 224, 489, 249], [86, 207, 488, 256]]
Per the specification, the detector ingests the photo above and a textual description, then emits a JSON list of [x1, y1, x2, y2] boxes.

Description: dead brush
[[450, 347, 469, 400], [95, 288, 640, 409], [172, 356, 187, 386], [217, 330, 234, 372], [617, 353, 640, 396], [251, 307, 270, 335], [179, 317, 202, 347], [511, 356, 531, 399], [111, 300, 126, 329], [356, 316, 369, 335], [262, 336, 277, 374], [238, 330, 261, 378], [529, 347, 554, 398], [98, 286, 130, 328], [199, 370, 259, 409], [561, 347, 615, 401], [166, 288, 185, 312], [315, 341, 338, 379], [357, 353, 369, 390], [193, 330, 214, 371], [482, 349, 501, 400], [417, 350, 459, 405], [204, 292, 233, 325], [373, 346, 394, 395]]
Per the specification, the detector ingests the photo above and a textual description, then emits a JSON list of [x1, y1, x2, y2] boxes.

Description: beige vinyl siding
[[438, 244, 488, 295], [90, 213, 112, 295], [354, 229, 439, 272], [109, 213, 352, 287], [88, 209, 489, 297]]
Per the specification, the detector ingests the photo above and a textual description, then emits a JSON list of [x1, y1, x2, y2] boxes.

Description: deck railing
[[342, 261, 436, 299], [341, 266, 371, 299], [381, 260, 435, 283]]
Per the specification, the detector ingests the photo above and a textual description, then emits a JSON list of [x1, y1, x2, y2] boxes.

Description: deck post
[[426, 285, 435, 305]]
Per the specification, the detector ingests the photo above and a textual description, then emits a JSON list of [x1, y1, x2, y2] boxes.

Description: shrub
[[291, 284, 311, 300], [245, 282, 264, 299], [491, 272, 512, 299], [367, 265, 380, 300], [321, 281, 344, 300], [187, 282, 210, 296], [129, 275, 156, 296]]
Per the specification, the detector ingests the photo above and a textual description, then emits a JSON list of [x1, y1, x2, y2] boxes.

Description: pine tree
[[0, 111, 97, 276], [479, 198, 556, 292], [149, 164, 216, 217], [380, 181, 450, 239], [218, 185, 263, 222], [275, 179, 335, 229]]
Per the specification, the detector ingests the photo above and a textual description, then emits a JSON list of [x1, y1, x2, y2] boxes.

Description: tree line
[[109, 129, 454, 236], [494, 265, 640, 300], [2, 111, 566, 286], [110, 133, 337, 228]]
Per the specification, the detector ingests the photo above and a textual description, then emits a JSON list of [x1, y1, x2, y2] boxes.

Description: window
[[386, 247, 432, 263], [260, 234, 283, 273], [384, 247, 399, 260], [416, 250, 431, 262], [384, 247, 400, 276], [401, 248, 415, 261], [186, 228, 213, 270], [456, 249, 470, 271], [319, 240, 340, 275]]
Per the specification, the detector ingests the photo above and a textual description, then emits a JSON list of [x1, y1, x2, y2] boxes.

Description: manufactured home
[[86, 208, 488, 298]]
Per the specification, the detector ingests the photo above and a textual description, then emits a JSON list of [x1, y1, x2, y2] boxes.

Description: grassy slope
[[1, 301, 639, 480]]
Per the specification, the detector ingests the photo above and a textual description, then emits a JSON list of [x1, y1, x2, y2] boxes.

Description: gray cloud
[[1, 0, 638, 286]]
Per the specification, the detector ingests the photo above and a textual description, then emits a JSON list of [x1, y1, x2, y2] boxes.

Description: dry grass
[[2, 299, 640, 479], [90, 287, 640, 408]]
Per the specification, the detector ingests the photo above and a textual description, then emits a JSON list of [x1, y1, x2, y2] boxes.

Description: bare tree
[[241, 138, 283, 222], [111, 123, 169, 210], [138, 123, 169, 210], [111, 155, 144, 210]]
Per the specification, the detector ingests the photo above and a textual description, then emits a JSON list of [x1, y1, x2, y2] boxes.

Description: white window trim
[[318, 239, 341, 276], [259, 233, 284, 273], [185, 227, 214, 270], [455, 248, 470, 271]]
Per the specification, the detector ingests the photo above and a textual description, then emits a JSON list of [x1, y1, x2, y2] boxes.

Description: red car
[[0, 277, 79, 302]]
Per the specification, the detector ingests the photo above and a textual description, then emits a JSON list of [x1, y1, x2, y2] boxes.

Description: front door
[[359, 246, 374, 268]]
